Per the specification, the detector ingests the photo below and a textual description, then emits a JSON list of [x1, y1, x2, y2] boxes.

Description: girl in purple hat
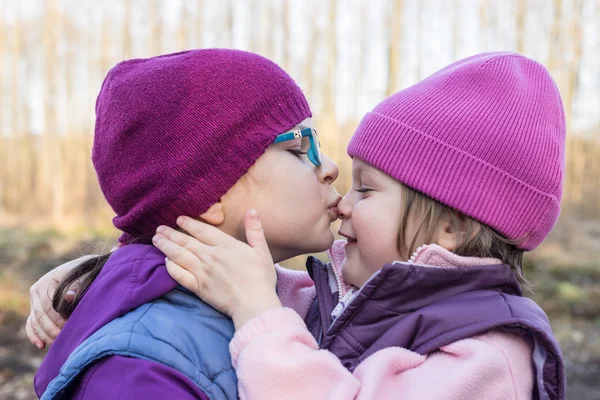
[[27, 48, 341, 400]]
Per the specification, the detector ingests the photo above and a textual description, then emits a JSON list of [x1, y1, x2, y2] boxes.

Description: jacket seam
[[134, 308, 233, 382], [478, 335, 522, 400], [365, 301, 405, 315], [125, 247, 155, 313], [339, 331, 366, 357], [416, 292, 515, 352], [76, 359, 103, 400], [336, 268, 416, 334]]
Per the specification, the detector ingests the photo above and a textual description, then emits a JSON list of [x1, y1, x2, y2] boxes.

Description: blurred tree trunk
[[123, 0, 132, 59], [354, 1, 365, 118], [16, 16, 36, 215], [150, 0, 162, 56], [479, 0, 488, 49], [281, 0, 289, 71], [252, 0, 270, 55], [226, 0, 234, 48], [62, 13, 84, 218], [416, 0, 423, 78], [303, 6, 318, 102], [516, 0, 526, 53], [8, 13, 21, 213], [452, 0, 459, 60], [41, 0, 65, 222], [567, 0, 584, 209], [386, 0, 403, 96], [317, 0, 340, 189], [177, 1, 188, 49], [265, 2, 274, 58], [548, 0, 562, 72], [84, 4, 96, 220], [0, 16, 7, 214], [101, 10, 112, 88], [324, 0, 336, 117], [191, 0, 203, 48]]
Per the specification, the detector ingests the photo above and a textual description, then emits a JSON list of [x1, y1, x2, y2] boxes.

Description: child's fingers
[[28, 310, 55, 346], [25, 316, 45, 349], [30, 291, 62, 340], [165, 258, 202, 294], [153, 233, 206, 273], [244, 210, 270, 258], [44, 306, 67, 329], [155, 225, 211, 259], [176, 216, 231, 246], [41, 287, 68, 328]]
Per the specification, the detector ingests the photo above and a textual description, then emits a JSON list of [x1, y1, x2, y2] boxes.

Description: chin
[[317, 229, 335, 251], [341, 266, 356, 287], [301, 231, 334, 255]]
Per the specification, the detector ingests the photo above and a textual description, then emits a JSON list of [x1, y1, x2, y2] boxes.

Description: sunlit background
[[1, 1, 599, 399]]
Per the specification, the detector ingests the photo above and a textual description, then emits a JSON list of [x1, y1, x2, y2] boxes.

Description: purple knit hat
[[92, 49, 311, 244], [348, 53, 566, 250]]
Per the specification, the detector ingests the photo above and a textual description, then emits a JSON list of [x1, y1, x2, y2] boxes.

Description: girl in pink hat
[[156, 53, 566, 400]]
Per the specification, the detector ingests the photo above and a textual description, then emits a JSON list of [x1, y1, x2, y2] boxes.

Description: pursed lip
[[328, 207, 339, 221], [327, 196, 342, 210], [327, 196, 342, 221], [338, 230, 357, 243]]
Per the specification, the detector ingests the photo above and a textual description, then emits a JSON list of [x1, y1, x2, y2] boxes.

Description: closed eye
[[288, 149, 308, 157], [356, 187, 373, 193]]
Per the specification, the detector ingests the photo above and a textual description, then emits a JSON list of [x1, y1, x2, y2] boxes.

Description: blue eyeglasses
[[273, 127, 322, 167]]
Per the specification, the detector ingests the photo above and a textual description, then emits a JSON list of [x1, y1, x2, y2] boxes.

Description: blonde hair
[[398, 185, 532, 295]]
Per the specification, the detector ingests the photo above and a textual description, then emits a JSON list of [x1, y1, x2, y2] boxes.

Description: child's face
[[221, 119, 341, 263], [337, 158, 414, 287]]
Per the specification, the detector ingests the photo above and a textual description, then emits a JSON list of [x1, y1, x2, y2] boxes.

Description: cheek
[[258, 167, 318, 217], [341, 245, 375, 288], [250, 157, 330, 247], [353, 198, 402, 264], [353, 200, 396, 243]]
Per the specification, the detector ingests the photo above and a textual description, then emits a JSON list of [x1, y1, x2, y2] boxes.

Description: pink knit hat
[[348, 53, 566, 250], [92, 49, 311, 244]]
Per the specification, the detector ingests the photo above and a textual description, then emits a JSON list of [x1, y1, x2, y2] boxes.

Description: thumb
[[64, 283, 79, 303], [244, 209, 271, 258], [64, 275, 86, 303]]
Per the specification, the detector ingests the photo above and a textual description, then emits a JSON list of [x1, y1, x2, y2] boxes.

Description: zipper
[[408, 244, 428, 263], [326, 248, 344, 302], [317, 325, 324, 346]]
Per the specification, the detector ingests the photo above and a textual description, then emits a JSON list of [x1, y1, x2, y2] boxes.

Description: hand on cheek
[[153, 212, 282, 330]]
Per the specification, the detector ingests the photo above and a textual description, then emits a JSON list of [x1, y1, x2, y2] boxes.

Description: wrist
[[231, 294, 282, 331]]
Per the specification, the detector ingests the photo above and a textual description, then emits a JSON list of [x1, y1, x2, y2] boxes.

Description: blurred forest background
[[0, 0, 599, 399]]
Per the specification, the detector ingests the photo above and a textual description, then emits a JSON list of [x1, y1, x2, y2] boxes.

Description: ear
[[434, 212, 480, 253], [199, 201, 225, 226], [434, 217, 459, 252]]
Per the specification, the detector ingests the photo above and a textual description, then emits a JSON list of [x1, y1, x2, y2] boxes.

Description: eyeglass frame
[[273, 127, 322, 167]]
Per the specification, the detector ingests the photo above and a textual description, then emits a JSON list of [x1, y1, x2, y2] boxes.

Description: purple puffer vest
[[305, 256, 566, 400]]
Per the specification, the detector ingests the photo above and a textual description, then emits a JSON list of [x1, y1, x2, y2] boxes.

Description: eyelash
[[288, 149, 308, 157], [356, 187, 373, 193]]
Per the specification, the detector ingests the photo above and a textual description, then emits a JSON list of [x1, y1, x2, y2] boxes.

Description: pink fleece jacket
[[244, 244, 534, 400]]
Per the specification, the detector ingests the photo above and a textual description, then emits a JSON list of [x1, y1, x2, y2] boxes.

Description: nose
[[337, 191, 352, 219], [317, 154, 339, 185]]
